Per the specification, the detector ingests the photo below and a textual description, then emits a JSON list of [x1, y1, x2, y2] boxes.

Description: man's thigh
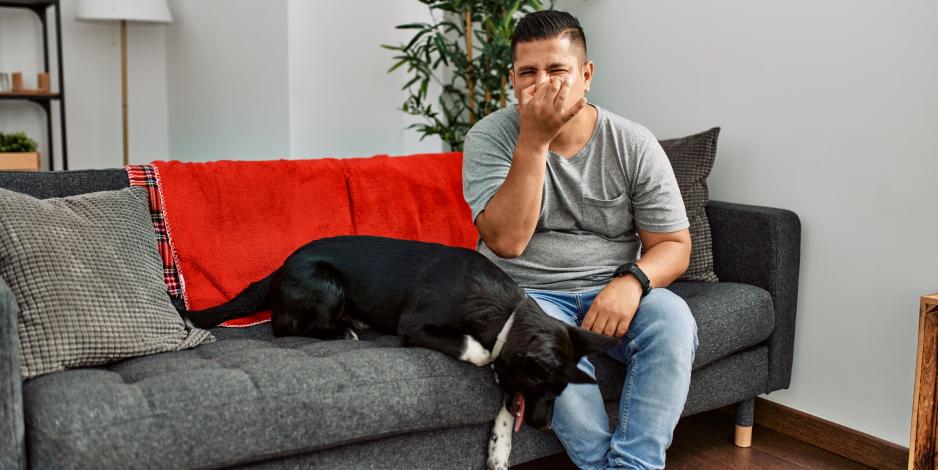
[[524, 289, 580, 327], [606, 288, 698, 363]]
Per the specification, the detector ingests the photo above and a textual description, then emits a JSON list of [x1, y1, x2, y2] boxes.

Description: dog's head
[[493, 299, 620, 432]]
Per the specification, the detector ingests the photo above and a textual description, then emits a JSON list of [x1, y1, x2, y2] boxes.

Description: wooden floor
[[513, 409, 873, 469]]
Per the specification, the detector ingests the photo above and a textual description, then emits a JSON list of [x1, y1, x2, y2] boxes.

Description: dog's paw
[[344, 329, 359, 341], [487, 406, 513, 470], [486, 456, 509, 470], [459, 335, 492, 366]]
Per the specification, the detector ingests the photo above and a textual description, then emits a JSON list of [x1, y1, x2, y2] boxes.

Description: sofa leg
[[734, 397, 755, 448]]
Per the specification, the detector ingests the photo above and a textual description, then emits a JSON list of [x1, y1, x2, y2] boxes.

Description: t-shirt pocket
[[580, 191, 633, 238]]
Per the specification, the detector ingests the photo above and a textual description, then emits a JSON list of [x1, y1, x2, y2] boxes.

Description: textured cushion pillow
[[0, 186, 213, 379], [659, 127, 721, 282]]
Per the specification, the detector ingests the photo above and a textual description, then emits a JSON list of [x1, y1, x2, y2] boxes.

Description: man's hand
[[582, 274, 644, 337], [517, 76, 588, 147]]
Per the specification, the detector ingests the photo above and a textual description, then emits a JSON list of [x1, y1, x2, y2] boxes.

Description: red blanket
[[153, 152, 477, 327]]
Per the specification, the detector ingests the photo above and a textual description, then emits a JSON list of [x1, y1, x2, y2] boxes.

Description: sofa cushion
[[22, 329, 502, 469], [591, 281, 774, 401], [660, 128, 721, 282], [0, 187, 213, 379]]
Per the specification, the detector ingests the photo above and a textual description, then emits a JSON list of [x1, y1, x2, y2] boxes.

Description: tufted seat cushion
[[22, 330, 502, 469], [592, 281, 775, 402], [22, 282, 773, 469]]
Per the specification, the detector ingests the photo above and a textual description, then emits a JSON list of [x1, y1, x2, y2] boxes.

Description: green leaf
[[396, 22, 429, 30], [404, 29, 429, 51], [402, 74, 421, 90]]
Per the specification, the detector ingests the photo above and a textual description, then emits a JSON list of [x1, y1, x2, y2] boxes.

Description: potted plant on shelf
[[0, 131, 40, 171]]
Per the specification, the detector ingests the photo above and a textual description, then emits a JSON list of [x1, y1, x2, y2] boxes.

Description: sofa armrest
[[706, 200, 802, 392], [0, 277, 25, 470]]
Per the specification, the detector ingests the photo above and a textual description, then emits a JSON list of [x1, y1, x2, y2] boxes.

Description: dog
[[175, 235, 619, 469]]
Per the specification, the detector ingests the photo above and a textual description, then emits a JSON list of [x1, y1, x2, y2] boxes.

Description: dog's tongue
[[513, 394, 525, 433]]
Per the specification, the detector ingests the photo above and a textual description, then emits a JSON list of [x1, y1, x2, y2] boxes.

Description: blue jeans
[[525, 287, 698, 470]]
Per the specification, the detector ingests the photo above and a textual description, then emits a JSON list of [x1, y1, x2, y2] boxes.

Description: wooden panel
[[513, 410, 871, 469], [743, 398, 908, 469], [0, 152, 40, 171], [910, 294, 938, 469]]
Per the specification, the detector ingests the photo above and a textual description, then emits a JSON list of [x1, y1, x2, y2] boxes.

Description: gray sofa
[[0, 169, 801, 469]]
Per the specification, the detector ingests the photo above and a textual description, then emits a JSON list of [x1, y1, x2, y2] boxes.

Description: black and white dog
[[175, 235, 618, 469]]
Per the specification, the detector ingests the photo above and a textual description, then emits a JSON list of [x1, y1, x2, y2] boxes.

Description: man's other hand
[[582, 275, 644, 337]]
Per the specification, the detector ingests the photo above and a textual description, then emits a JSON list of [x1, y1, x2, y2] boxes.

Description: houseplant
[[0, 131, 40, 171], [383, 0, 549, 151]]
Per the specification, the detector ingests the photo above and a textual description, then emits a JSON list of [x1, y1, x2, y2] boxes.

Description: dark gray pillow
[[0, 186, 213, 379], [660, 128, 721, 282]]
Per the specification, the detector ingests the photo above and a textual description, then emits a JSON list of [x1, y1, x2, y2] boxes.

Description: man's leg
[[593, 288, 698, 470], [526, 290, 612, 470]]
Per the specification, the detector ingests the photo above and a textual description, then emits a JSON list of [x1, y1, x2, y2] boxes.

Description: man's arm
[[582, 228, 691, 337], [474, 138, 548, 258], [634, 228, 692, 289], [475, 76, 586, 258]]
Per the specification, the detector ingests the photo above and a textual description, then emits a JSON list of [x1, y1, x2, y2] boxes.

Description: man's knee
[[636, 289, 698, 356]]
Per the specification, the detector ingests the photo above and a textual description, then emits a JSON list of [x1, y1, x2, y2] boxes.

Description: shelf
[[0, 92, 60, 100], [0, 1, 56, 8], [0, 0, 66, 169]]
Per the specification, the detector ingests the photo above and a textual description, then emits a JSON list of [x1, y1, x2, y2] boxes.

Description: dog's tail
[[174, 273, 274, 329]]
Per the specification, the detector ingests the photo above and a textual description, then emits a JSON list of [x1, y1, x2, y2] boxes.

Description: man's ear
[[582, 60, 594, 94], [568, 325, 620, 358], [567, 365, 597, 384]]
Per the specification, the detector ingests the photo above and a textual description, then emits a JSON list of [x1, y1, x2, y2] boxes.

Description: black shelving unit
[[0, 0, 68, 170]]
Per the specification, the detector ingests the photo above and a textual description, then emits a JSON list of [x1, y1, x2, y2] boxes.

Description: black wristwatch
[[613, 262, 652, 297]]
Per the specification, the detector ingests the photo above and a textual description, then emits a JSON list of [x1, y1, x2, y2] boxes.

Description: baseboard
[[731, 397, 909, 470]]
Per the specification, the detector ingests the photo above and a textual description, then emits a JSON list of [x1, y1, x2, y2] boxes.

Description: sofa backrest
[[0, 153, 480, 326], [0, 169, 128, 198]]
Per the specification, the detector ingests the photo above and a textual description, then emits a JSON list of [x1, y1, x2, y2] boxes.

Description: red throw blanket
[[151, 152, 477, 327]]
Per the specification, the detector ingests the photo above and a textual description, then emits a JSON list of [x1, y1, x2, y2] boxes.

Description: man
[[462, 10, 698, 470]]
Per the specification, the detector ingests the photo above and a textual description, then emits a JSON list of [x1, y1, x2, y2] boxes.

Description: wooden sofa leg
[[734, 397, 755, 448]]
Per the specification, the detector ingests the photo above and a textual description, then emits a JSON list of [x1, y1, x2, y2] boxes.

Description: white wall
[[558, 0, 938, 446], [287, 0, 442, 158], [166, 0, 290, 162], [0, 6, 56, 168]]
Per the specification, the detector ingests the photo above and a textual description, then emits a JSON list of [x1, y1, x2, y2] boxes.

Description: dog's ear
[[567, 325, 621, 358], [567, 366, 597, 385]]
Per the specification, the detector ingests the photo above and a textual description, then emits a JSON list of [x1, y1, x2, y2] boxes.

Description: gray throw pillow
[[660, 127, 721, 282], [0, 186, 214, 379]]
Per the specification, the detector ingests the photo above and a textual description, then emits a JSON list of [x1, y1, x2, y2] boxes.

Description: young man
[[462, 10, 698, 470]]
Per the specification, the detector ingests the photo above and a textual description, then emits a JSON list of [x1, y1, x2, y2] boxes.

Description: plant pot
[[0, 152, 41, 171]]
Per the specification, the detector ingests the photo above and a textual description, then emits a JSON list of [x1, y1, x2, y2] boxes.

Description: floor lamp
[[77, 0, 173, 166]]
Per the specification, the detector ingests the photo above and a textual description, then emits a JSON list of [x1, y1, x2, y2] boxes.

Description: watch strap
[[613, 262, 652, 297]]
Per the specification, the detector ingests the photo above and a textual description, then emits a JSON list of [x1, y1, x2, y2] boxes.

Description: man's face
[[510, 36, 593, 110]]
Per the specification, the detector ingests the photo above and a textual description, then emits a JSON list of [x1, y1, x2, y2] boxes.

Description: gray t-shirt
[[462, 104, 689, 291]]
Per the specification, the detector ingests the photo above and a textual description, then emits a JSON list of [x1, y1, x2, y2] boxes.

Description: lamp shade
[[77, 0, 173, 24]]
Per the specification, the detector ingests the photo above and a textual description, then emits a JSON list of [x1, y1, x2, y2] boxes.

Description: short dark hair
[[511, 10, 587, 64]]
